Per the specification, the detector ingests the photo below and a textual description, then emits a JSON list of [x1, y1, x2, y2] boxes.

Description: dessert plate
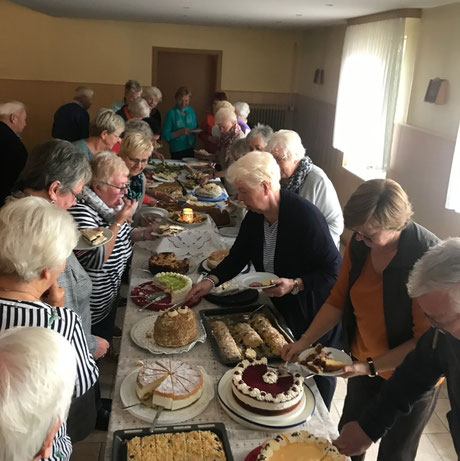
[[130, 314, 207, 354], [217, 369, 315, 431], [192, 190, 228, 203], [217, 226, 240, 238], [75, 228, 113, 251], [120, 368, 214, 423], [150, 173, 176, 183], [298, 347, 353, 377], [239, 272, 279, 290]]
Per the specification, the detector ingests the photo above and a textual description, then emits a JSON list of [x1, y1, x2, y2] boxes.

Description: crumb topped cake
[[257, 431, 345, 460], [149, 252, 189, 275], [153, 272, 192, 304], [150, 306, 197, 347], [231, 357, 304, 415], [136, 359, 203, 410]]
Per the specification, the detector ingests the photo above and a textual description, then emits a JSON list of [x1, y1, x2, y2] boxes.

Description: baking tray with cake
[[200, 304, 294, 366], [112, 422, 234, 461]]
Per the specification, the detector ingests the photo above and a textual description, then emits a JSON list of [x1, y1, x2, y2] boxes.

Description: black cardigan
[[342, 221, 439, 353], [211, 189, 342, 341]]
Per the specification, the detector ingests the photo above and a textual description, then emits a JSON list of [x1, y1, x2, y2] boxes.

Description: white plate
[[149, 159, 185, 166], [130, 314, 207, 354], [150, 225, 186, 237], [75, 228, 113, 251], [217, 226, 239, 238], [120, 368, 214, 423], [217, 369, 315, 431], [151, 173, 176, 183], [190, 129, 203, 134], [181, 157, 197, 163], [239, 272, 279, 290], [298, 347, 353, 377]]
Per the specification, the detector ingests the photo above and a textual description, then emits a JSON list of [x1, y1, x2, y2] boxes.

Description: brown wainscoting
[[0, 79, 123, 150]]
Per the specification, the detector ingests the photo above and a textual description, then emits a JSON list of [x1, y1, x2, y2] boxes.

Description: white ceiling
[[11, 0, 459, 28]]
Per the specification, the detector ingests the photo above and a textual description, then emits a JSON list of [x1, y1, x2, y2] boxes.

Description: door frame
[[151, 47, 223, 91]]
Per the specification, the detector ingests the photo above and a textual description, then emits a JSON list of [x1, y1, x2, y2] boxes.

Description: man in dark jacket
[[0, 100, 28, 206], [52, 86, 93, 142], [334, 238, 460, 458]]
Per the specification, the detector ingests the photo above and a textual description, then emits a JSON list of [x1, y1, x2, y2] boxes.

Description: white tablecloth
[[104, 220, 339, 460]]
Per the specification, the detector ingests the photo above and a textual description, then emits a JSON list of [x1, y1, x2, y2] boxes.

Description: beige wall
[[0, 0, 297, 93], [407, 3, 460, 139]]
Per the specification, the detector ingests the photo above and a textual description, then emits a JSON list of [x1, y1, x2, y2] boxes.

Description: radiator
[[248, 105, 289, 131]]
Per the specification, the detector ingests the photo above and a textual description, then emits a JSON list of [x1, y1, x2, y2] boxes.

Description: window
[[445, 123, 460, 213], [333, 18, 407, 179]]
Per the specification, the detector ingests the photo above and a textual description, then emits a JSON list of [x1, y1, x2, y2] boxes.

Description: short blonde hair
[[127, 98, 150, 119], [227, 151, 281, 191], [215, 107, 237, 125], [0, 197, 79, 282], [90, 151, 129, 184], [344, 179, 413, 231], [142, 86, 162, 103], [267, 130, 306, 161], [119, 131, 153, 159], [90, 108, 125, 137], [213, 100, 234, 115]]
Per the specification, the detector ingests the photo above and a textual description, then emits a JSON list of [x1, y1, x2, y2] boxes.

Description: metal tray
[[112, 422, 234, 461], [200, 304, 295, 367]]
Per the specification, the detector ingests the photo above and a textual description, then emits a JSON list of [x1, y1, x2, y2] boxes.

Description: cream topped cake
[[231, 357, 304, 415], [153, 272, 192, 304], [136, 358, 203, 410], [257, 431, 345, 460]]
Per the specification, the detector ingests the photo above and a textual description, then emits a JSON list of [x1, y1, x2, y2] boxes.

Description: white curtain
[[445, 123, 460, 212], [333, 19, 405, 172]]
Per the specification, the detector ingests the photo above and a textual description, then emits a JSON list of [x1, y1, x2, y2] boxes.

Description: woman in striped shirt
[[69, 152, 160, 342], [0, 197, 99, 461]]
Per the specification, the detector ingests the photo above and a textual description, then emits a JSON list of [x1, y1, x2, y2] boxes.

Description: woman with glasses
[[267, 130, 343, 248], [69, 152, 159, 342], [72, 108, 125, 159], [282, 179, 440, 461]]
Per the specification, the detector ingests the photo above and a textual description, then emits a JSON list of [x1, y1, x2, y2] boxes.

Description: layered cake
[[301, 344, 349, 374], [207, 249, 230, 269], [149, 252, 189, 275], [150, 306, 197, 348], [257, 431, 345, 461], [153, 272, 192, 304], [136, 359, 203, 410], [231, 357, 304, 416]]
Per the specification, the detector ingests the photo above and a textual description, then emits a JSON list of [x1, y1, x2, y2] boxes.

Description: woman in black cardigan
[[186, 151, 342, 408]]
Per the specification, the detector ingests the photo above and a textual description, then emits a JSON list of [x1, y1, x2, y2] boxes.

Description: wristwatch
[[291, 278, 300, 295], [366, 357, 378, 377]]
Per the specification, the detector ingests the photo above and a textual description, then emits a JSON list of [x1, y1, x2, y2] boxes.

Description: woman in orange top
[[283, 179, 440, 461]]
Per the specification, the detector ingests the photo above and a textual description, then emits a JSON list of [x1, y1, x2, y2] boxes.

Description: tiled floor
[[71, 307, 457, 460]]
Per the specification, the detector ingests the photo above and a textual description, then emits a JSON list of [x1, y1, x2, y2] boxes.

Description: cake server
[[149, 406, 164, 433]]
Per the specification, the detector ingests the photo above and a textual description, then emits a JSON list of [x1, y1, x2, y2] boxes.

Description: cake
[[150, 306, 197, 347], [157, 224, 184, 236], [301, 344, 349, 374], [257, 431, 345, 460], [233, 322, 264, 348], [195, 183, 223, 198], [207, 249, 230, 269], [153, 272, 192, 304], [149, 252, 189, 275], [250, 314, 288, 356], [231, 357, 304, 415], [211, 321, 243, 361], [186, 201, 231, 227], [136, 358, 203, 410], [80, 228, 107, 246]]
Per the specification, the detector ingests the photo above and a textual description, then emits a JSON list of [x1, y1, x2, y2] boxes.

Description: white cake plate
[[217, 369, 316, 431], [120, 367, 214, 424]]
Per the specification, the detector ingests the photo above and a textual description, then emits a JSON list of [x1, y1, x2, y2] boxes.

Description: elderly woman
[[246, 123, 273, 151], [69, 152, 159, 342], [234, 101, 251, 134], [0, 197, 99, 461], [187, 151, 342, 408], [117, 97, 151, 122], [283, 179, 440, 460], [214, 107, 245, 169], [199, 91, 228, 154], [73, 108, 125, 159], [0, 327, 77, 461], [162, 86, 197, 160], [142, 86, 162, 132], [124, 119, 163, 161], [267, 129, 343, 248], [110, 79, 142, 113]]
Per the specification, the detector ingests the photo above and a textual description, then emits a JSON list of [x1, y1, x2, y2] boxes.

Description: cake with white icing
[[136, 359, 203, 410], [257, 431, 345, 460], [153, 272, 192, 304], [231, 357, 304, 415]]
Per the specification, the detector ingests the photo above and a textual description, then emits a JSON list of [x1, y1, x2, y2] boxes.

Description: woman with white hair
[[267, 129, 344, 248], [246, 123, 273, 151], [73, 108, 125, 159], [234, 101, 251, 134], [186, 151, 342, 408], [69, 152, 160, 342], [142, 86, 162, 131], [110, 79, 142, 113], [215, 107, 245, 168], [0, 197, 99, 461], [0, 327, 77, 461], [199, 91, 228, 154], [117, 97, 151, 122]]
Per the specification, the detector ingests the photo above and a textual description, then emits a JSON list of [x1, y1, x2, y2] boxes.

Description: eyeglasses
[[273, 154, 288, 163], [110, 132, 122, 139], [99, 181, 131, 192], [68, 188, 80, 200], [127, 157, 149, 165]]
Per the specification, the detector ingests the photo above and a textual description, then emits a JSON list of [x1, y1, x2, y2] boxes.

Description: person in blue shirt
[[162, 86, 197, 160]]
